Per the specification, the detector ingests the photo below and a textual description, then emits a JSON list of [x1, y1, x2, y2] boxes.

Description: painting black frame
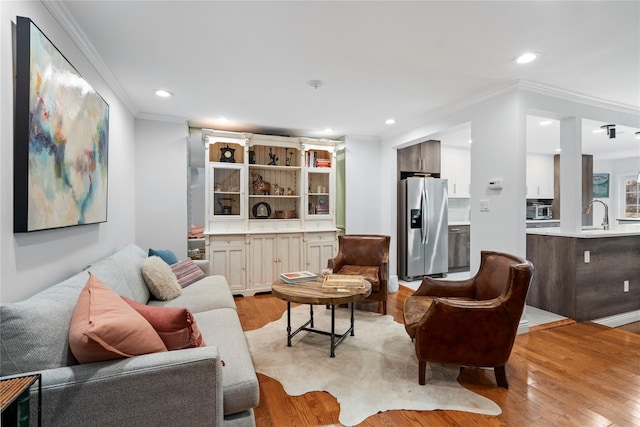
[[14, 16, 109, 232]]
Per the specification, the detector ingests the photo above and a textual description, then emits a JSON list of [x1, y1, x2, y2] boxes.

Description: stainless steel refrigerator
[[398, 177, 448, 280]]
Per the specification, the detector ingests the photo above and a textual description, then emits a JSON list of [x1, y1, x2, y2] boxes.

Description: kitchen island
[[526, 225, 640, 322]]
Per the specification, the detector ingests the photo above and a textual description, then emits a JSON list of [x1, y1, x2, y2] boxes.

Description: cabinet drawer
[[209, 235, 246, 246]]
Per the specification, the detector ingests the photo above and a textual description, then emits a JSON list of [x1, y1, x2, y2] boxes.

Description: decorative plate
[[252, 202, 271, 219]]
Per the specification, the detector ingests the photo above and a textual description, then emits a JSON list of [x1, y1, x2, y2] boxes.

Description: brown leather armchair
[[327, 234, 390, 314], [403, 250, 534, 388]]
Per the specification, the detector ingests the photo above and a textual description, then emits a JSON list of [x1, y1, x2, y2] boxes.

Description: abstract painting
[[593, 173, 610, 198], [14, 17, 109, 232]]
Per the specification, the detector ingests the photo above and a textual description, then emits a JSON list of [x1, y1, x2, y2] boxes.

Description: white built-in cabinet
[[304, 231, 338, 275], [440, 146, 471, 197], [203, 130, 339, 296], [526, 154, 554, 199]]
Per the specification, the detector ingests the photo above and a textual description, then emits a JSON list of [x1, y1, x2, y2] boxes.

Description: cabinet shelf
[[249, 195, 300, 199], [249, 165, 301, 171]]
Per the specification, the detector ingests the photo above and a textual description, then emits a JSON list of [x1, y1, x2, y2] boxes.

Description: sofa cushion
[[105, 244, 150, 303], [148, 275, 237, 313], [122, 296, 206, 350], [141, 256, 182, 300], [148, 248, 179, 265], [195, 308, 259, 416], [69, 273, 167, 363], [171, 258, 206, 288], [1, 261, 133, 375]]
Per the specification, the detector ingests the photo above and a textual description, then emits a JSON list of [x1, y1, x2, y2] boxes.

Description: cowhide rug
[[245, 305, 501, 425]]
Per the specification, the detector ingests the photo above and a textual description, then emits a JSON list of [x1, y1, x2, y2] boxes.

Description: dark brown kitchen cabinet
[[448, 225, 470, 272], [398, 140, 440, 175], [552, 154, 593, 225]]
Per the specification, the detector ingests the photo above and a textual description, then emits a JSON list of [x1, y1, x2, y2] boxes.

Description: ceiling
[[55, 1, 640, 140]]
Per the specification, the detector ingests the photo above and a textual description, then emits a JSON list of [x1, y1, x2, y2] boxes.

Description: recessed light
[[155, 89, 173, 98], [539, 120, 553, 126], [385, 118, 396, 125], [468, 139, 473, 144], [592, 129, 606, 134], [515, 52, 537, 64], [555, 148, 562, 153], [323, 128, 334, 133], [217, 117, 229, 123]]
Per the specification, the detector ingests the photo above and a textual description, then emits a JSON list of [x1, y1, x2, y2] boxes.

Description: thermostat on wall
[[488, 179, 503, 190]]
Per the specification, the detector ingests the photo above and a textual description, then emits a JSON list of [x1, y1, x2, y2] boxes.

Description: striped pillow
[[171, 259, 206, 288]]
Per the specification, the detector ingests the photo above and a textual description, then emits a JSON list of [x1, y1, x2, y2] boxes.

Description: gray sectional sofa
[[1, 244, 259, 426]]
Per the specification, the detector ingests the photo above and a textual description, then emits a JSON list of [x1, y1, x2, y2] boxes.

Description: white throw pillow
[[141, 256, 182, 300]]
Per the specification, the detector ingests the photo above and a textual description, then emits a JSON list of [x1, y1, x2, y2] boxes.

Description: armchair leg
[[381, 300, 387, 315], [418, 361, 427, 385], [494, 365, 509, 388]]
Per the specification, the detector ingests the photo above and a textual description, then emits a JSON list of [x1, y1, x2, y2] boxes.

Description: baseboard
[[517, 318, 530, 335], [592, 309, 640, 328]]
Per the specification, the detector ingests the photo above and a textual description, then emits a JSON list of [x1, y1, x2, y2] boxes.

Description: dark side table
[[1, 374, 41, 426]]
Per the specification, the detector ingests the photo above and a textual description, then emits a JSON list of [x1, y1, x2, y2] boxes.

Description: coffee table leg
[[287, 301, 292, 347], [330, 304, 337, 357], [350, 302, 355, 336], [310, 305, 314, 328]]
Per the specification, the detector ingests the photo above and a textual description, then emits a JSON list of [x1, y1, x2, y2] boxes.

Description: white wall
[[0, 2, 136, 302], [468, 91, 527, 264], [344, 135, 384, 234], [135, 119, 189, 258]]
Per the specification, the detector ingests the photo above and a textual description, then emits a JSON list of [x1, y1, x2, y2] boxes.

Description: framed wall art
[[592, 173, 610, 198], [14, 16, 109, 232]]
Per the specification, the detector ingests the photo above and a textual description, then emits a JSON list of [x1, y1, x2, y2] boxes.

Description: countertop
[[526, 224, 640, 238], [448, 221, 470, 226]]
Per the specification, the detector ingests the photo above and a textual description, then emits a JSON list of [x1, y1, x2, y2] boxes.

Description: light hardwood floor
[[234, 286, 640, 426]]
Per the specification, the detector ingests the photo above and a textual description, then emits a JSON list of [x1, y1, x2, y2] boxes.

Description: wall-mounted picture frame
[[14, 16, 109, 232], [593, 173, 610, 198]]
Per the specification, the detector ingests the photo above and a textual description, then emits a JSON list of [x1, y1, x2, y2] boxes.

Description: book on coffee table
[[280, 271, 318, 283], [322, 274, 365, 291]]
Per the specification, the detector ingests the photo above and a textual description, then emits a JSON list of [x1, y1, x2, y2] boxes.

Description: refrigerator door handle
[[421, 186, 430, 244]]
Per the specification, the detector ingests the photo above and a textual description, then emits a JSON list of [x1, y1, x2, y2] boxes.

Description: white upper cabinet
[[526, 154, 554, 199], [441, 146, 470, 198]]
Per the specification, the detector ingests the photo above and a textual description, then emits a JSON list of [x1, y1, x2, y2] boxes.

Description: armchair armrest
[[34, 346, 223, 426], [327, 253, 346, 273], [413, 275, 475, 298]]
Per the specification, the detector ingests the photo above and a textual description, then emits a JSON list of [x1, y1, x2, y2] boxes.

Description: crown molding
[[518, 80, 640, 116], [43, 0, 138, 116], [381, 79, 640, 142], [137, 112, 189, 124]]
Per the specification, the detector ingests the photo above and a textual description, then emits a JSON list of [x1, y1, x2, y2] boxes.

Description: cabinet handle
[[450, 228, 461, 232]]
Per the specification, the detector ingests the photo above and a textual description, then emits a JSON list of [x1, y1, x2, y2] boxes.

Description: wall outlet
[[624, 280, 629, 292], [584, 251, 590, 263], [480, 200, 490, 212]]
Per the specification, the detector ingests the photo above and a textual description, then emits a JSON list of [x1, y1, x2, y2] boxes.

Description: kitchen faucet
[[584, 199, 609, 230]]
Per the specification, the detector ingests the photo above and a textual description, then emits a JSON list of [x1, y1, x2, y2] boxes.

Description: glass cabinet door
[[209, 164, 244, 219]]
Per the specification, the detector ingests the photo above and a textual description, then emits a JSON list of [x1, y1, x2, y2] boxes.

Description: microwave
[[527, 204, 553, 220]]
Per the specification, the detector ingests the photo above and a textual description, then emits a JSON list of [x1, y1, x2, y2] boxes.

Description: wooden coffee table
[[271, 277, 372, 357]]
